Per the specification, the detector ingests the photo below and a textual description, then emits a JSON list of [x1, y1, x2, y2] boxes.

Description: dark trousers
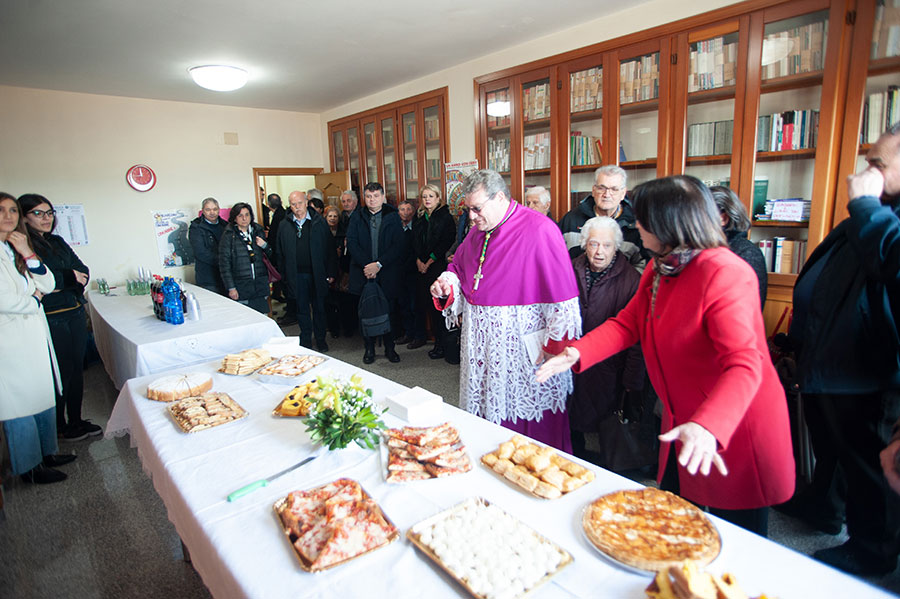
[[416, 273, 445, 345], [325, 288, 341, 335], [47, 306, 88, 428], [811, 391, 900, 562], [394, 276, 421, 340], [796, 394, 847, 526], [294, 273, 326, 348], [338, 291, 359, 336], [661, 445, 769, 537], [364, 333, 395, 353]]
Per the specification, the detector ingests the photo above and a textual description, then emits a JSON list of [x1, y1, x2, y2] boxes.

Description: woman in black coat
[[411, 184, 457, 359], [20, 193, 100, 441], [218, 202, 271, 314], [711, 186, 767, 309]]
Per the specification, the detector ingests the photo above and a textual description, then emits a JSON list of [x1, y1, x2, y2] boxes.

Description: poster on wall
[[444, 160, 478, 217], [151, 209, 194, 268], [54, 204, 89, 246]]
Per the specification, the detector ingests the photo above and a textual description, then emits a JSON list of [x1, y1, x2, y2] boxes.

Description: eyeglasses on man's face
[[592, 185, 624, 195], [30, 209, 55, 218]]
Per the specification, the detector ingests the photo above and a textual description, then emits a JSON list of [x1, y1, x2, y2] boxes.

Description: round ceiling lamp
[[189, 65, 249, 92]]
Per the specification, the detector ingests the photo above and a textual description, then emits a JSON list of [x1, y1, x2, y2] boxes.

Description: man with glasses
[[430, 170, 581, 451], [274, 191, 336, 352], [559, 165, 647, 269]]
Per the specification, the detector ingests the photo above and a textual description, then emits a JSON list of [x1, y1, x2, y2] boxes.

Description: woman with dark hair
[[20, 193, 99, 441], [218, 202, 271, 314], [0, 192, 75, 484], [538, 175, 795, 536], [710, 186, 767, 308], [412, 184, 456, 358]]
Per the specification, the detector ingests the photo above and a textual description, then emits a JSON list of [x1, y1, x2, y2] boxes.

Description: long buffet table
[[105, 355, 894, 599], [87, 283, 283, 388]]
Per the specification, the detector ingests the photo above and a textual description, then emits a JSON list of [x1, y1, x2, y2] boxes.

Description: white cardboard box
[[383, 386, 444, 423]]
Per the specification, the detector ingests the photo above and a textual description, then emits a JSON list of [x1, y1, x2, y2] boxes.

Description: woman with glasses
[[0, 192, 75, 484], [538, 176, 794, 536], [20, 194, 100, 442], [218, 202, 271, 314]]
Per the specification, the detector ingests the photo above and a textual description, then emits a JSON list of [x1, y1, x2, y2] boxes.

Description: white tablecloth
[[106, 358, 894, 599], [87, 283, 283, 388]]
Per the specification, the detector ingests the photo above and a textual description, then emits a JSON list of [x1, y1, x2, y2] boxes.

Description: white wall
[[0, 86, 323, 284], [320, 0, 738, 164]]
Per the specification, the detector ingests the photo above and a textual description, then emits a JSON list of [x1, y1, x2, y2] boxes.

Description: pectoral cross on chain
[[473, 271, 483, 290]]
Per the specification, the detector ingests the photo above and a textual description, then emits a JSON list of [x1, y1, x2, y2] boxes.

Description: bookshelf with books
[[522, 74, 553, 197], [566, 58, 605, 210], [328, 88, 448, 207]]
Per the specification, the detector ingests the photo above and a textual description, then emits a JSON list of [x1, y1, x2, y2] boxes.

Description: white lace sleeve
[[541, 296, 582, 346], [438, 271, 462, 329]]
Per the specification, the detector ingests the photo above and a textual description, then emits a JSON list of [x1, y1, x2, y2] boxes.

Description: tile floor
[[1, 323, 898, 598]]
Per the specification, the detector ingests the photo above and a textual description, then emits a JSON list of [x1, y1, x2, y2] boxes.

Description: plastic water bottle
[[167, 278, 184, 325]]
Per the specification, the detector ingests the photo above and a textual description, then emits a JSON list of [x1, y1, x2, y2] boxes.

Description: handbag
[[262, 254, 282, 283]]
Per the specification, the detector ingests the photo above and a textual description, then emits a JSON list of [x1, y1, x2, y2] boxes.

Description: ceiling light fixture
[[486, 101, 511, 117], [189, 65, 249, 92]]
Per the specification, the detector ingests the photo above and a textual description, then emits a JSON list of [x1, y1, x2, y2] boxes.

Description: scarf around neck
[[650, 247, 701, 313]]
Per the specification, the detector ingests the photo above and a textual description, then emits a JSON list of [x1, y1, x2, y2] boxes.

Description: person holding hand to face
[[537, 176, 794, 537], [0, 192, 76, 484]]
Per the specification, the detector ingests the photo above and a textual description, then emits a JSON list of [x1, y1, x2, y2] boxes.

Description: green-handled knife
[[227, 453, 319, 502]]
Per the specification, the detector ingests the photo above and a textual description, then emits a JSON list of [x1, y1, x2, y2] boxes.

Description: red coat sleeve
[[688, 263, 766, 451]]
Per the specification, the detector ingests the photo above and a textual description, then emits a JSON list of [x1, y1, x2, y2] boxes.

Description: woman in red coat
[[537, 175, 794, 536]]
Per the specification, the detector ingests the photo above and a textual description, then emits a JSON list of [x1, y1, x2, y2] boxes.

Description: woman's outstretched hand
[[659, 422, 728, 477], [535, 346, 581, 383]]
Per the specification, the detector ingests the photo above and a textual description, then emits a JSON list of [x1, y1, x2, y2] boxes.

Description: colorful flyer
[[444, 160, 478, 217], [151, 209, 194, 268]]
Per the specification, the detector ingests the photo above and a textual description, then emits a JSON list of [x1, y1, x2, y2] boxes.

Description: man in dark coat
[[789, 124, 900, 576], [393, 199, 421, 346], [188, 197, 227, 294], [275, 190, 337, 352], [346, 182, 403, 364], [568, 216, 648, 471], [558, 165, 647, 269], [266, 193, 289, 306]]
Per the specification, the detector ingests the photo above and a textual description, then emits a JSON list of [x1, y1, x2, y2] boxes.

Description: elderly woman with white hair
[[524, 186, 552, 220], [568, 216, 650, 470]]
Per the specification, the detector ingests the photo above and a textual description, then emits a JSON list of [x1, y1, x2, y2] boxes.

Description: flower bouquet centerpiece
[[303, 372, 387, 450]]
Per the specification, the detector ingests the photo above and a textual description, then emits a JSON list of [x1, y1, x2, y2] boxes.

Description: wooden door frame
[[252, 167, 325, 222]]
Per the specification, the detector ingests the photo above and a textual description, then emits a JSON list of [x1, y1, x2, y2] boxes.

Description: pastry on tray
[[646, 560, 772, 599], [256, 354, 326, 378], [383, 422, 472, 483], [273, 382, 317, 417], [274, 478, 398, 571], [584, 487, 721, 572], [146, 372, 213, 402], [481, 434, 594, 499], [218, 348, 271, 375], [167, 392, 247, 433]]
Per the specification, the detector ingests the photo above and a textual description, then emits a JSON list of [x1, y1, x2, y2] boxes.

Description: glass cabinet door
[[401, 109, 419, 202], [859, 2, 900, 173], [568, 61, 603, 214], [363, 120, 378, 188], [748, 8, 829, 273], [683, 30, 740, 188], [347, 126, 361, 197], [617, 50, 661, 188], [485, 85, 512, 187], [423, 104, 444, 189], [521, 75, 552, 201], [381, 115, 398, 203], [332, 130, 346, 173]]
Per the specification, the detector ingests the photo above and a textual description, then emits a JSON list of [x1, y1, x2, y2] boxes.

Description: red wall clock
[[126, 164, 156, 192]]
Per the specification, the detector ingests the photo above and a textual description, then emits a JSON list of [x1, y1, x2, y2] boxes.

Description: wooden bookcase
[[328, 88, 449, 206], [474, 0, 891, 334]]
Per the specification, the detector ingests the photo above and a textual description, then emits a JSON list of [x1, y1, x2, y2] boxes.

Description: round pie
[[582, 487, 721, 572]]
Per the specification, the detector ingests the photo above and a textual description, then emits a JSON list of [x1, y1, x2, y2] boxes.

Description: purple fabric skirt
[[500, 409, 572, 454]]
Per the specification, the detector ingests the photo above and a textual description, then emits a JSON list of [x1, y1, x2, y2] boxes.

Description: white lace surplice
[[439, 272, 581, 424]]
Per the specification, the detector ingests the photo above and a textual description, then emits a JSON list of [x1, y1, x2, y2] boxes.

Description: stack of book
[[365, 130, 377, 153], [619, 53, 659, 104], [570, 132, 602, 166], [757, 110, 820, 151], [872, 0, 900, 60], [688, 37, 737, 92], [403, 120, 416, 144], [524, 133, 551, 170], [424, 118, 440, 140], [761, 20, 827, 79], [404, 159, 417, 180], [488, 138, 510, 172], [570, 68, 603, 113], [348, 135, 359, 155], [426, 159, 442, 179], [522, 83, 550, 122], [861, 86, 899, 144], [758, 237, 807, 274], [687, 120, 733, 156], [382, 129, 394, 147]]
